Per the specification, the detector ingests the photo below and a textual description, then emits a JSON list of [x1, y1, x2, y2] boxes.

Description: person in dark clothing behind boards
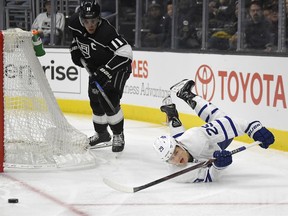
[[68, 0, 133, 153], [142, 1, 164, 48], [244, 0, 273, 51]]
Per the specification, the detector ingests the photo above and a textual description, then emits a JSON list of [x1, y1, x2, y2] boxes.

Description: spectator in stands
[[264, 3, 279, 48], [269, 1, 288, 49], [244, 0, 273, 51], [263, 4, 272, 20], [228, 1, 273, 51], [215, 0, 235, 26], [176, 0, 200, 49], [228, 1, 240, 50], [161, 0, 173, 48], [208, 0, 223, 28], [31, 0, 65, 45], [142, 1, 165, 48], [208, 0, 238, 50]]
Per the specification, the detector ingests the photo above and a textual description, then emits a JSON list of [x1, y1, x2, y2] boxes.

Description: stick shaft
[[230, 141, 260, 155], [133, 141, 261, 192], [104, 141, 261, 193], [133, 160, 210, 192], [80, 59, 116, 113], [94, 81, 116, 113]]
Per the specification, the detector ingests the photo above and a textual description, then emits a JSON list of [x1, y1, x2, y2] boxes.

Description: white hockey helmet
[[153, 135, 178, 162]]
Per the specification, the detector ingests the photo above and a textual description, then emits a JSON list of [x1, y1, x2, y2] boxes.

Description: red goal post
[[0, 31, 4, 172], [0, 29, 96, 171]]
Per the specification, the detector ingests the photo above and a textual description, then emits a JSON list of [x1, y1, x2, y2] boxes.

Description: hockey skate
[[170, 79, 197, 109], [162, 94, 173, 105], [88, 131, 112, 149], [160, 95, 182, 127], [112, 132, 125, 152]]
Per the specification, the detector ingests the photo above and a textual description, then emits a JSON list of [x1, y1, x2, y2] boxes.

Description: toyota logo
[[195, 65, 215, 101]]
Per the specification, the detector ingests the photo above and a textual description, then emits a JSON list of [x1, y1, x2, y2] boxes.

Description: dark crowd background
[[1, 0, 288, 55]]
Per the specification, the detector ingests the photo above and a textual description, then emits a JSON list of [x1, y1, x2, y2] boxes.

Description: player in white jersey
[[153, 79, 275, 183]]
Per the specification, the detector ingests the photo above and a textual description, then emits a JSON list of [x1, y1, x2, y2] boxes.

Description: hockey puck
[[8, 198, 18, 203]]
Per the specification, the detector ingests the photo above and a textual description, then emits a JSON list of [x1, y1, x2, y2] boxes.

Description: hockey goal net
[[0, 28, 96, 171]]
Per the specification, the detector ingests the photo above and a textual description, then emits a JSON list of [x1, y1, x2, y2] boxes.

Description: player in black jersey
[[68, 0, 133, 152]]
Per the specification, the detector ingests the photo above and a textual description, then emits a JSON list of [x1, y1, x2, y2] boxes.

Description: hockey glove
[[93, 66, 113, 86], [213, 150, 232, 168], [245, 121, 275, 149], [70, 46, 84, 68]]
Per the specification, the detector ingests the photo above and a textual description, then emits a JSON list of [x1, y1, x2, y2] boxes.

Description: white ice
[[1, 114, 288, 216]]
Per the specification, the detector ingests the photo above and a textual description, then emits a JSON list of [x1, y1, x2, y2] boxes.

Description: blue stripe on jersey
[[216, 119, 228, 140], [225, 116, 238, 137], [198, 104, 208, 117], [211, 108, 219, 114], [205, 169, 213, 182], [173, 132, 184, 138], [205, 108, 220, 123]]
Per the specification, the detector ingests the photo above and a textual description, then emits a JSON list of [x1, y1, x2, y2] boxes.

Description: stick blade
[[103, 178, 135, 193]]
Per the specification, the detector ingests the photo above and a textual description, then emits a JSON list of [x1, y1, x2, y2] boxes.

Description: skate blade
[[89, 142, 112, 150], [162, 94, 172, 106], [170, 79, 189, 93]]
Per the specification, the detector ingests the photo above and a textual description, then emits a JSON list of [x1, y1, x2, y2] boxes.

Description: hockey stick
[[93, 81, 116, 113], [103, 141, 261, 193], [80, 59, 116, 113]]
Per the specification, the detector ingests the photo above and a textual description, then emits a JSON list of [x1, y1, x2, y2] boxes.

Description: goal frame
[[0, 31, 4, 172], [0, 29, 97, 172]]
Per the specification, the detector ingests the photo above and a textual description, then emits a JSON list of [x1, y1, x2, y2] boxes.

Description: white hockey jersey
[[168, 96, 252, 183]]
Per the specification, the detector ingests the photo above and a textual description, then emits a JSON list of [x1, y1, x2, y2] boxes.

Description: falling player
[[68, 0, 133, 152], [153, 79, 275, 183]]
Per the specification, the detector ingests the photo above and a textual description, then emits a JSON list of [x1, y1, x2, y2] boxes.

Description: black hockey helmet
[[44, 0, 51, 6], [79, 0, 101, 19]]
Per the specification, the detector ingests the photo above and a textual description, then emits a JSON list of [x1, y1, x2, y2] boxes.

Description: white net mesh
[[2, 28, 96, 169]]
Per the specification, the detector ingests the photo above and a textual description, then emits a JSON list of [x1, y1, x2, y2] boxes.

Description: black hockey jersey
[[68, 13, 133, 72]]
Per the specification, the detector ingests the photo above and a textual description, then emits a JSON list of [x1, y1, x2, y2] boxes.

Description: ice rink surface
[[1, 114, 288, 216]]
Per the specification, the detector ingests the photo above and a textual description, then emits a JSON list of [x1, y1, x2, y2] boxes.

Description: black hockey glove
[[70, 45, 84, 68], [213, 150, 232, 169], [245, 121, 275, 149], [93, 66, 113, 86]]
